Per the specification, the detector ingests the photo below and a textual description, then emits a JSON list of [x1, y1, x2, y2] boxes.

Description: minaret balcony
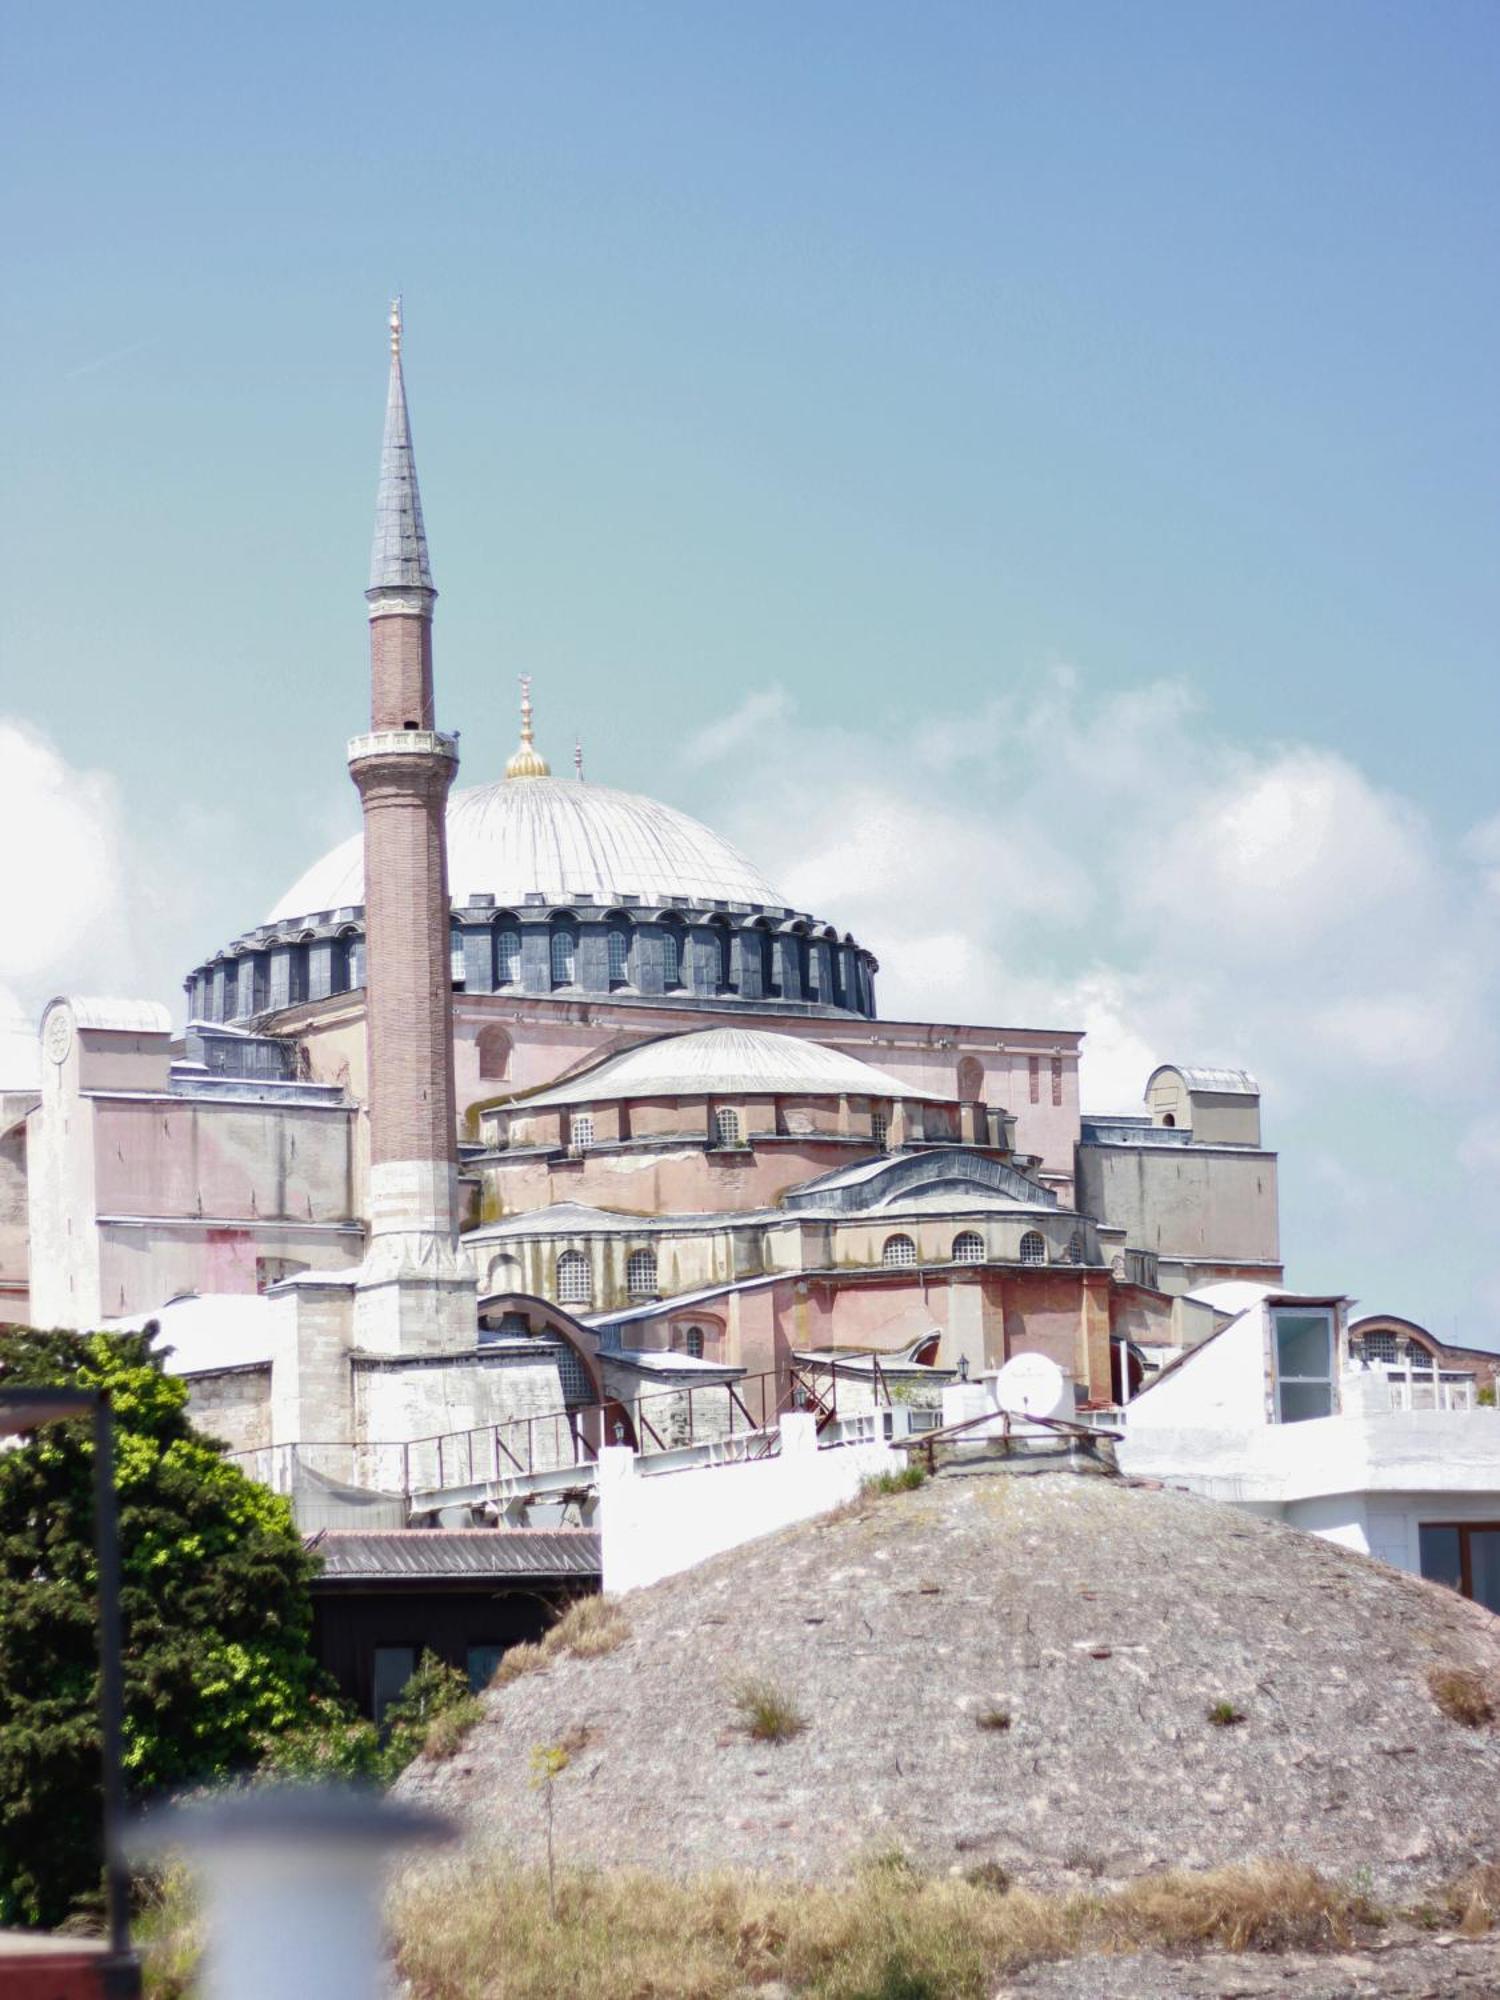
[[347, 728, 459, 766]]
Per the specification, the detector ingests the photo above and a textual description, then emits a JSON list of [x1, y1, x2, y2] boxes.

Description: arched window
[[1065, 1229, 1085, 1265], [485, 1252, 521, 1294], [953, 1230, 985, 1264], [451, 924, 467, 987], [1162, 1112, 1176, 1129], [493, 919, 521, 987], [607, 920, 632, 987], [288, 942, 310, 1006], [626, 1248, 657, 1297], [805, 939, 820, 1000], [556, 1250, 591, 1306], [958, 1056, 984, 1101], [1019, 1231, 1046, 1267], [661, 919, 685, 989], [882, 1233, 917, 1269], [714, 1106, 742, 1148], [751, 923, 775, 997], [329, 937, 353, 997], [870, 1109, 890, 1149], [569, 1113, 594, 1155], [550, 920, 578, 988], [476, 1025, 512, 1081], [677, 1324, 705, 1359]]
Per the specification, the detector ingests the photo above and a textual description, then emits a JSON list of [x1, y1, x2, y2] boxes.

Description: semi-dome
[[269, 776, 783, 923], [513, 1026, 941, 1109]]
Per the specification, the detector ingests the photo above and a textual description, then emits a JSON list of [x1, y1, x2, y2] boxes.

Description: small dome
[[512, 1026, 941, 1109], [269, 777, 783, 923]]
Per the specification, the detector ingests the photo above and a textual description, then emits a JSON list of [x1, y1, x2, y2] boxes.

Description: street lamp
[[0, 1389, 136, 1996]]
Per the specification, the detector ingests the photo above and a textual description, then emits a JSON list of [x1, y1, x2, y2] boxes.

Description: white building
[[1118, 1282, 1500, 1614]]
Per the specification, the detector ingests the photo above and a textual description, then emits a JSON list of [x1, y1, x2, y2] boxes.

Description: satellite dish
[[992, 1352, 1070, 1420]]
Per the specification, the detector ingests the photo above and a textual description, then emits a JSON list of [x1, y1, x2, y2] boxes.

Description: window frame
[[882, 1232, 917, 1269], [1419, 1521, 1500, 1613], [626, 1247, 658, 1298], [549, 920, 578, 989], [952, 1230, 985, 1265], [713, 1106, 743, 1149], [1018, 1230, 1046, 1267], [1271, 1304, 1337, 1424]]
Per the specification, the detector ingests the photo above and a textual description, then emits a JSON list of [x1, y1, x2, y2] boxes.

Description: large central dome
[[269, 776, 783, 924]]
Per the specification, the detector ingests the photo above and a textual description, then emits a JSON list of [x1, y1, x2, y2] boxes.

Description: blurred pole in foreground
[[129, 1787, 453, 2000]]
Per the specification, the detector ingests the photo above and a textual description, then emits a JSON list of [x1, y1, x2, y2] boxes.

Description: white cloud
[[687, 668, 1500, 1332], [681, 686, 794, 762]]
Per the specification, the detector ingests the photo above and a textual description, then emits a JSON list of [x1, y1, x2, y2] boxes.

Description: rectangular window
[[372, 1644, 417, 1723], [1028, 1056, 1040, 1104], [1272, 1307, 1335, 1423], [1421, 1524, 1500, 1616], [1051, 1056, 1063, 1107]]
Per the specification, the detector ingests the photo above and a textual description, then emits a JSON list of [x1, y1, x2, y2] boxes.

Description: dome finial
[[574, 735, 585, 782], [505, 673, 551, 779], [389, 295, 402, 359]]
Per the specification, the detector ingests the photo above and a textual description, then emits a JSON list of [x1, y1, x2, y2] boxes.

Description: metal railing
[[228, 1349, 922, 1505]]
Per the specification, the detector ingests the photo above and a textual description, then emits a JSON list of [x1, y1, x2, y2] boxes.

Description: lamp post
[[0, 1388, 136, 1995]]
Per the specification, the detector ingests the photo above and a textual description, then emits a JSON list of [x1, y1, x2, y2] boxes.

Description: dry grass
[[1427, 1664, 1495, 1727], [424, 1696, 486, 1761], [388, 1855, 1379, 2000], [493, 1597, 630, 1687], [730, 1674, 808, 1744], [974, 1702, 1012, 1732]]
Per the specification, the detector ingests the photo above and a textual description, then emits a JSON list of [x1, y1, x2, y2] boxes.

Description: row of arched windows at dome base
[[541, 1230, 1086, 1311], [880, 1229, 1085, 1269]]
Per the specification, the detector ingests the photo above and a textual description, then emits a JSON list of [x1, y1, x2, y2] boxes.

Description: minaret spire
[[368, 296, 434, 596]]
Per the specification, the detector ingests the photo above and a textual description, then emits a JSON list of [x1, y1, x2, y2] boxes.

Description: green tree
[[0, 1326, 322, 1928]]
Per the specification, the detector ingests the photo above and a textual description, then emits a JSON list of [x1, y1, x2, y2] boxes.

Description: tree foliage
[[0, 1326, 322, 1927]]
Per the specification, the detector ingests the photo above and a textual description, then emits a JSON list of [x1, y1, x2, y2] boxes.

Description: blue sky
[[2, 4, 1497, 1333]]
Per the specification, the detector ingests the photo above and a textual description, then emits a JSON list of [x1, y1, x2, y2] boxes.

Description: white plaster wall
[[599, 1412, 903, 1593], [1125, 1304, 1270, 1433]]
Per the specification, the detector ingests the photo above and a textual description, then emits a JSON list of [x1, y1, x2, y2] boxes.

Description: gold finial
[[389, 295, 402, 359], [505, 673, 551, 779], [574, 735, 584, 782]]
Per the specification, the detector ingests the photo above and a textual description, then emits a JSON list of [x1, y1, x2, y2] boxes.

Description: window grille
[[494, 926, 521, 986], [882, 1233, 917, 1269], [556, 1250, 591, 1306], [1358, 1330, 1398, 1364], [451, 926, 466, 986], [952, 1230, 984, 1264], [550, 924, 577, 987], [714, 1107, 742, 1148], [1065, 1229, 1085, 1265], [626, 1248, 657, 1297], [607, 926, 630, 984], [679, 1325, 705, 1359], [662, 924, 683, 988], [569, 1114, 594, 1155], [539, 1332, 593, 1406], [1019, 1231, 1046, 1266], [871, 1110, 889, 1148]]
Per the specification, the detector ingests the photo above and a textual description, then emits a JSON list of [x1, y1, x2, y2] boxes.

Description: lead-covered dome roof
[[268, 776, 784, 923]]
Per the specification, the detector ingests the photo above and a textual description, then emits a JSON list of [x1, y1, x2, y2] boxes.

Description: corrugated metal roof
[[60, 997, 174, 1035], [1150, 1064, 1260, 1096], [269, 777, 782, 921], [513, 1025, 943, 1111], [309, 1529, 602, 1582]]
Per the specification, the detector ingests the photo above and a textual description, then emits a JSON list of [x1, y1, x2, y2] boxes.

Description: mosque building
[[2, 309, 1285, 1498]]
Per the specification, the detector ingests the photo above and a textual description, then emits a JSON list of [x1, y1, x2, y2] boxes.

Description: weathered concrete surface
[[400, 1470, 1500, 1898]]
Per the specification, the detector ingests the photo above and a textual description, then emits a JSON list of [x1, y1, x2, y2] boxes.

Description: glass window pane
[[1419, 1525, 1463, 1592], [1276, 1312, 1332, 1380], [1277, 1381, 1333, 1424], [467, 1645, 505, 1694], [1469, 1530, 1500, 1616], [372, 1645, 416, 1723]]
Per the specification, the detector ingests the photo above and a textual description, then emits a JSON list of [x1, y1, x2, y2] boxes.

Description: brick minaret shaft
[[348, 302, 462, 1262]]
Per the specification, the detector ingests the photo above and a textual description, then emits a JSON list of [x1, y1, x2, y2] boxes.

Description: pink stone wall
[[91, 1099, 354, 1223]]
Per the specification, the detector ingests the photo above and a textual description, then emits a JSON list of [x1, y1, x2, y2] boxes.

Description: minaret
[[346, 302, 472, 1349]]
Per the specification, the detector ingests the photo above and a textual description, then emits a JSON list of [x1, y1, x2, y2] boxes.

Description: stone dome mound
[[268, 776, 782, 924], [399, 1471, 1500, 1895]]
